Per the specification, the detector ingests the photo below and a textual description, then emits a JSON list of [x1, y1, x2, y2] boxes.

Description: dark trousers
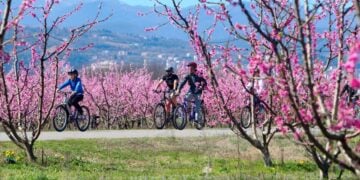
[[68, 94, 84, 114], [254, 95, 261, 107]]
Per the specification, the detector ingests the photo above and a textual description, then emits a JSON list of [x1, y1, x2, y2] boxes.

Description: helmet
[[67, 68, 78, 75], [165, 67, 174, 73], [187, 62, 197, 69]]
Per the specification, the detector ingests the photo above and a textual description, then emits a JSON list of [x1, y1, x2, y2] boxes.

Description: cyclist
[[341, 80, 359, 104], [246, 68, 265, 106], [176, 62, 207, 122], [154, 67, 179, 118], [57, 68, 84, 116]]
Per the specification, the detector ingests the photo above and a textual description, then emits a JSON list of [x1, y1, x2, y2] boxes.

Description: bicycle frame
[[245, 95, 264, 111], [346, 95, 360, 106], [343, 95, 360, 119], [155, 90, 177, 110], [182, 100, 191, 116], [53, 91, 90, 132], [182, 93, 204, 121], [160, 91, 167, 104], [60, 92, 76, 119]]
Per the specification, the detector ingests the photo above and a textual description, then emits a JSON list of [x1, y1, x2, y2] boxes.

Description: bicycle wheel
[[240, 106, 251, 128], [75, 106, 91, 132], [53, 105, 69, 132], [195, 106, 206, 130], [153, 103, 166, 129], [173, 105, 187, 130]]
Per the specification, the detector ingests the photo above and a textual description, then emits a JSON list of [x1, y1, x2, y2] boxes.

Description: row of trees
[[80, 62, 245, 130], [82, 67, 157, 129], [0, 0, 238, 157], [151, 0, 360, 178], [0, 0, 359, 179]]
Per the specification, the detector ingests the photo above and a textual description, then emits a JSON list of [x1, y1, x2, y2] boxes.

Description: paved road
[[0, 129, 235, 141]]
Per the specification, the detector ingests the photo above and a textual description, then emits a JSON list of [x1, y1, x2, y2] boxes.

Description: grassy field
[[0, 135, 357, 180]]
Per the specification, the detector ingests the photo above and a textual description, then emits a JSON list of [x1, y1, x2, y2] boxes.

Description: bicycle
[[239, 96, 267, 129], [346, 94, 360, 119], [153, 90, 184, 129], [52, 91, 91, 132], [174, 93, 206, 130]]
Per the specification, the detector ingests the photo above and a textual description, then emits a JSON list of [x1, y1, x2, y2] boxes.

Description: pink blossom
[[0, 50, 10, 63], [235, 23, 246, 30], [144, 27, 157, 32], [350, 79, 360, 88], [137, 12, 145, 16]]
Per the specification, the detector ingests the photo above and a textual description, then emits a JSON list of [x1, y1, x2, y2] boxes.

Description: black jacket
[[178, 73, 207, 94]]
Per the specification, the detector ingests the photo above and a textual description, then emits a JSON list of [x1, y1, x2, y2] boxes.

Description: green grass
[[0, 136, 357, 179]]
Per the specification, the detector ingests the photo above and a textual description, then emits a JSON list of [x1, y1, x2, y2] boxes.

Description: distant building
[[143, 59, 148, 69], [141, 52, 148, 57], [157, 54, 164, 59], [102, 50, 110, 55], [90, 60, 118, 71], [92, 56, 98, 60], [118, 51, 128, 56]]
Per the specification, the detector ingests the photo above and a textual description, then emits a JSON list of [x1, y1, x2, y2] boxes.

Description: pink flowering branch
[[151, 0, 360, 177], [0, 0, 108, 161]]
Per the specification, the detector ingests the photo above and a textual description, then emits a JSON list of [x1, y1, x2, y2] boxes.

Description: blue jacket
[[58, 78, 84, 95]]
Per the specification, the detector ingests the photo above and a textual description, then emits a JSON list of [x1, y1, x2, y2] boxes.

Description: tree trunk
[[25, 143, 36, 162], [261, 146, 273, 167], [310, 150, 331, 179], [319, 166, 329, 179]]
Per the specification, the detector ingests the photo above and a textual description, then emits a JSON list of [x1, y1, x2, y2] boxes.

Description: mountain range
[[15, 0, 335, 68], [21, 0, 251, 40]]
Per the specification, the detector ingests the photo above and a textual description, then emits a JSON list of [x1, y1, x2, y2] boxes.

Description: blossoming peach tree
[[151, 0, 360, 177], [0, 0, 108, 161], [82, 66, 158, 129]]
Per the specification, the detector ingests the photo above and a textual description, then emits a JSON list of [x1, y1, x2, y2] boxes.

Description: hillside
[[15, 0, 336, 68]]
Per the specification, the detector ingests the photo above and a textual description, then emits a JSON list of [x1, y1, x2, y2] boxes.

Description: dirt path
[[0, 129, 235, 141]]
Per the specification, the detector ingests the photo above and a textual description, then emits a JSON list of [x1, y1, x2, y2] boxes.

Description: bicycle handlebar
[[153, 90, 164, 94], [153, 89, 180, 96], [58, 91, 73, 96]]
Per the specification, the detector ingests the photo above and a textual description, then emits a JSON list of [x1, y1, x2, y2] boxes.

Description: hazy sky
[[119, 0, 198, 7], [118, 0, 316, 7]]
